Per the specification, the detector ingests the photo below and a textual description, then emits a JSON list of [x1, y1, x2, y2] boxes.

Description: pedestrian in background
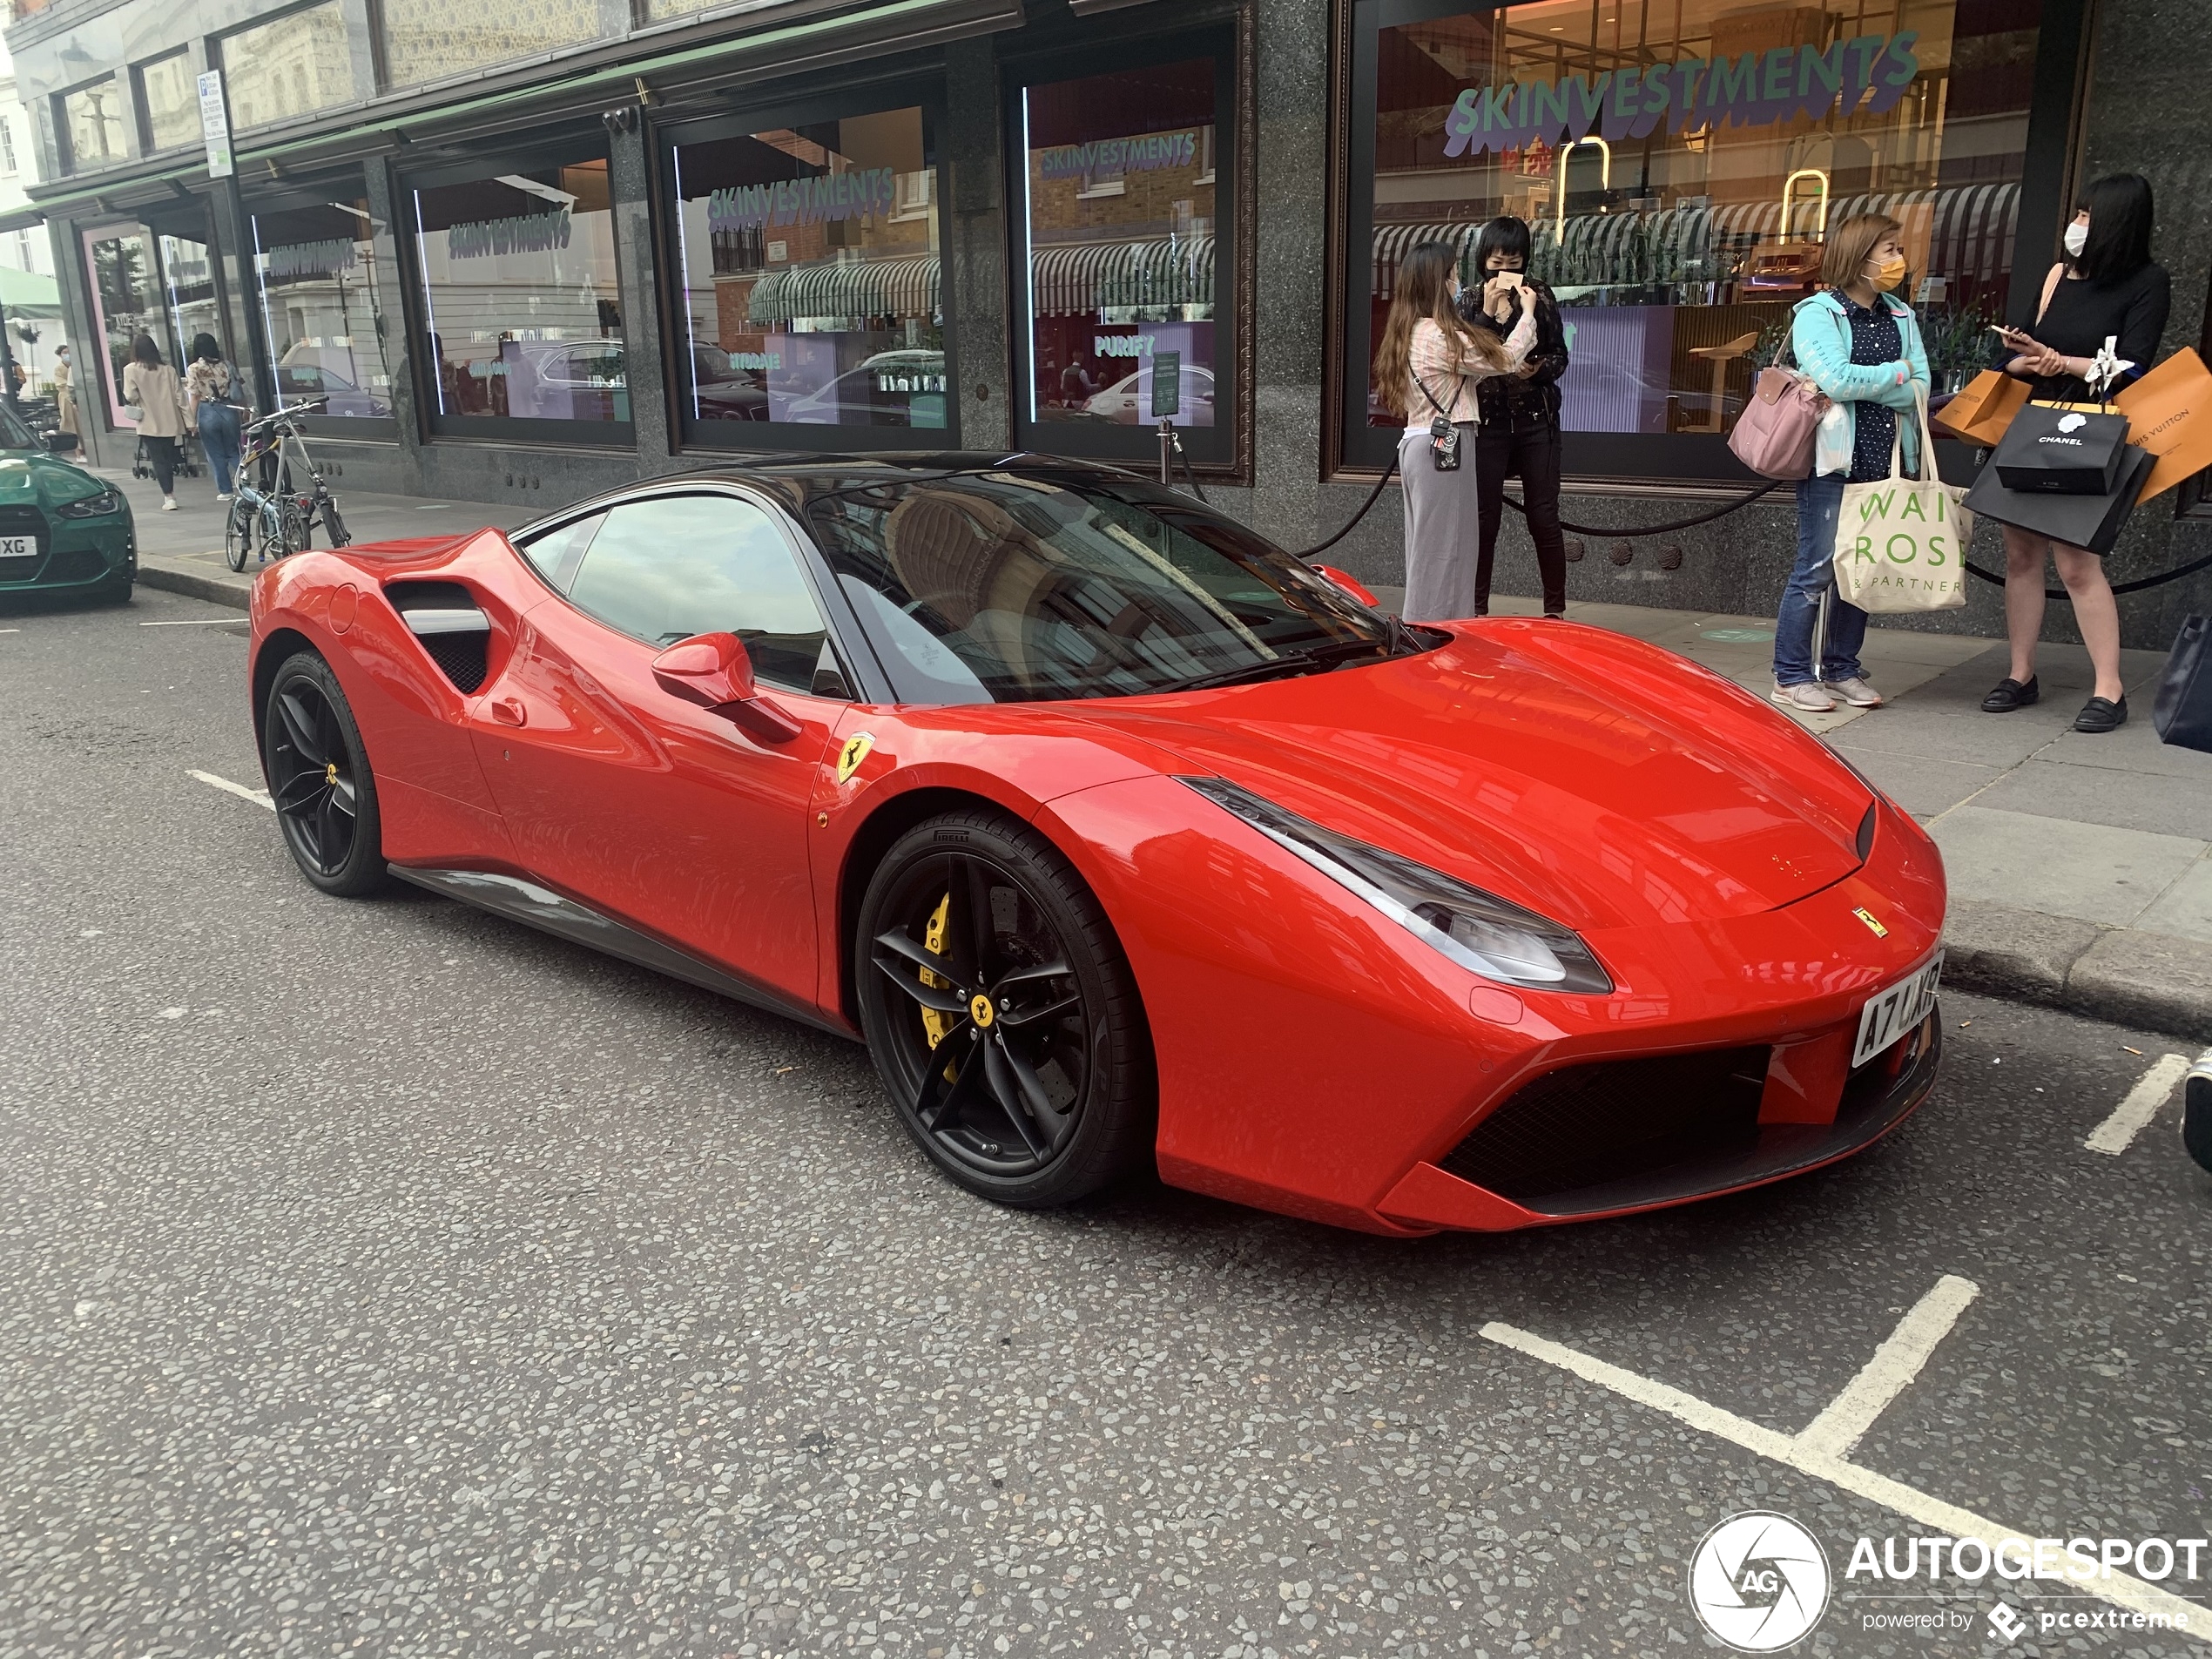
[[1769, 212, 1929, 712], [52, 342, 78, 439], [1461, 215, 1570, 617], [1981, 172, 2169, 733], [185, 334, 244, 502], [120, 333, 187, 512], [1373, 242, 1534, 622]]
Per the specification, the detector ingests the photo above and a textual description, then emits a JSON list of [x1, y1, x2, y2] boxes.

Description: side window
[[564, 495, 833, 694], [515, 510, 603, 587]]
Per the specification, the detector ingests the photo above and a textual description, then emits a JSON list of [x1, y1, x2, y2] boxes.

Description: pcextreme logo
[[1688, 1512, 1832, 1651]]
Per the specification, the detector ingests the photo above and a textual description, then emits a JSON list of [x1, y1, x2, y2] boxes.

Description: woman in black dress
[[1981, 172, 2170, 733], [1460, 216, 1571, 617]]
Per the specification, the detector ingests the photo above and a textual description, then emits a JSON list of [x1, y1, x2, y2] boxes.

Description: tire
[[280, 496, 312, 557], [224, 499, 255, 571], [262, 651, 385, 896], [855, 809, 1154, 1208]]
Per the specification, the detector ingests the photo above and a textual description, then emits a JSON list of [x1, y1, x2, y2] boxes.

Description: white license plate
[[0, 536, 31, 557], [1853, 952, 1944, 1068]]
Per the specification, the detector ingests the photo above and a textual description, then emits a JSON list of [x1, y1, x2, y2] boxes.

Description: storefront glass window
[[60, 79, 126, 172], [82, 226, 158, 425], [1018, 57, 1220, 434], [381, 0, 604, 90], [136, 51, 197, 152], [221, 2, 361, 130], [251, 196, 399, 418], [1352, 0, 2040, 465], [159, 235, 219, 366], [411, 158, 627, 428], [671, 106, 944, 436]]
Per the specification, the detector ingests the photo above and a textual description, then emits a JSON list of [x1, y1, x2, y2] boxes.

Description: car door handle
[[489, 697, 527, 727]]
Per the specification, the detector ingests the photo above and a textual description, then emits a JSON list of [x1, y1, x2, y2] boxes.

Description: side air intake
[[387, 581, 490, 693]]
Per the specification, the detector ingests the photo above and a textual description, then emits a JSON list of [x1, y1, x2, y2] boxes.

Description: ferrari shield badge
[[836, 732, 878, 785], [1853, 907, 1889, 938]]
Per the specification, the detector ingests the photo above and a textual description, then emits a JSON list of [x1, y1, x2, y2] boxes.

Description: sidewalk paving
[[109, 461, 2212, 1040]]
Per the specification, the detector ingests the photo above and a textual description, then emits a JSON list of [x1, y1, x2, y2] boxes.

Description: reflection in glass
[[672, 109, 944, 433], [222, 2, 361, 129], [137, 52, 198, 152], [83, 226, 158, 425], [412, 159, 627, 425], [1020, 58, 1218, 428], [158, 235, 220, 374], [380, 0, 604, 90], [1365, 0, 2040, 437], [252, 199, 398, 418], [62, 79, 126, 172]]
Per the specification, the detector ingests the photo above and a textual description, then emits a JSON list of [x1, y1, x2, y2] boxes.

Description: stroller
[[131, 430, 205, 482]]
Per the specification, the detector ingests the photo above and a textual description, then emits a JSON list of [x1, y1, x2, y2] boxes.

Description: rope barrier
[[1965, 548, 2212, 601], [1500, 477, 1786, 536]]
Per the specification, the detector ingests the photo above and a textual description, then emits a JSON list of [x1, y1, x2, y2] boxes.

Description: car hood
[[0, 450, 114, 509], [1057, 622, 1874, 933]]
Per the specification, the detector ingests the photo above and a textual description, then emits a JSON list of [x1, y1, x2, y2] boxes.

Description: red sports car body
[[247, 455, 1945, 1234]]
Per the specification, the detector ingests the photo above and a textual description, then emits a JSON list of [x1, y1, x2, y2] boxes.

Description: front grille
[[1440, 1046, 1772, 1206], [42, 545, 108, 583]]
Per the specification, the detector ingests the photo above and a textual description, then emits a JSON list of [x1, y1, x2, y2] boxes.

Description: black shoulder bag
[[1415, 374, 1461, 471]]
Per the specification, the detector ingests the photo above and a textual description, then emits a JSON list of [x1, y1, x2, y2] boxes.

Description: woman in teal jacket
[[1769, 214, 1930, 713]]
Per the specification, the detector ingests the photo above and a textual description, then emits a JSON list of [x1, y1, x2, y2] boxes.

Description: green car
[[0, 405, 136, 604]]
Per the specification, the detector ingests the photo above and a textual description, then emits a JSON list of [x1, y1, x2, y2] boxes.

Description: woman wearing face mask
[[1460, 216, 1571, 617], [1979, 172, 2168, 733], [1372, 241, 1536, 622], [1769, 213, 1929, 712]]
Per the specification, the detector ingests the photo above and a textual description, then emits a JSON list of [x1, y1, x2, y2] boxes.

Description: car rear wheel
[[263, 651, 385, 896], [856, 810, 1153, 1208]]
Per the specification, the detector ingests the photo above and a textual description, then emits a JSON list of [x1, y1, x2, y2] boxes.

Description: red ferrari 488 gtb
[[246, 455, 1945, 1235]]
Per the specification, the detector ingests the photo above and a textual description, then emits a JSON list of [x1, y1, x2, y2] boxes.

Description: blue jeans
[[197, 402, 242, 496], [1773, 473, 1868, 686]]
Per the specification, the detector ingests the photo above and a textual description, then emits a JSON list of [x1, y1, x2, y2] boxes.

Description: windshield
[[0, 404, 36, 450], [806, 470, 1399, 704]]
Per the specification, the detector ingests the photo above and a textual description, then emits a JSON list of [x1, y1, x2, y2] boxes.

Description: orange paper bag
[[2114, 347, 2212, 502], [1932, 369, 2028, 446]]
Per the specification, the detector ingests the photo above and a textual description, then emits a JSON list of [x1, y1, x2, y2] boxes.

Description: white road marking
[[1796, 1275, 1979, 1459], [187, 769, 273, 812], [417, 503, 450, 509], [0, 626, 19, 633], [2085, 1053, 2192, 1155], [156, 1007, 185, 1020], [1482, 1283, 2209, 1630], [139, 617, 237, 626]]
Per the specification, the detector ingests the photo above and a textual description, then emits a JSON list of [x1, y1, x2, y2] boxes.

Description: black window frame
[[1003, 27, 1240, 473], [53, 74, 126, 177], [131, 49, 197, 156], [658, 80, 955, 456], [1332, 0, 2094, 484], [242, 175, 402, 442], [400, 132, 635, 449]]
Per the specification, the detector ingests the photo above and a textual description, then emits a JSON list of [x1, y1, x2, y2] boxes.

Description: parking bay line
[[1481, 1278, 2208, 1629], [187, 769, 273, 812], [139, 617, 238, 626], [2086, 1053, 2193, 1156]]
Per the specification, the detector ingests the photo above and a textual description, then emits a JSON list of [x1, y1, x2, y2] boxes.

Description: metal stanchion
[[1157, 417, 1175, 488]]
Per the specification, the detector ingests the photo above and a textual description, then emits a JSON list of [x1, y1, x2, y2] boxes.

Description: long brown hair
[[1372, 242, 1507, 419]]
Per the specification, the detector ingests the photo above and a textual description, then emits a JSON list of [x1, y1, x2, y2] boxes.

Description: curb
[[138, 556, 251, 610], [1943, 898, 2212, 1042]]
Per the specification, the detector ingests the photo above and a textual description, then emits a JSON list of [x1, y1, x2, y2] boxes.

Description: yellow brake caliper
[[920, 893, 954, 1051]]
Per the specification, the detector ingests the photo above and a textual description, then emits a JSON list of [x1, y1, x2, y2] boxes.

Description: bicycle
[[223, 399, 351, 570]]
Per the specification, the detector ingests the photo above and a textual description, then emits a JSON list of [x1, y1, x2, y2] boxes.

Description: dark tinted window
[[806, 470, 1393, 703], [565, 494, 830, 692]]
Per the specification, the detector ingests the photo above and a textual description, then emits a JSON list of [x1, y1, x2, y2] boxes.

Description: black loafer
[[2074, 694, 2128, 734], [1980, 676, 2040, 712]]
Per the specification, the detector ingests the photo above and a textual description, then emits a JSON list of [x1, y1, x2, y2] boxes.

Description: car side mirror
[[651, 631, 800, 743], [42, 430, 78, 454]]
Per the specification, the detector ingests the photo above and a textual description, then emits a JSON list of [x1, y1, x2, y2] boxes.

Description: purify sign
[[1444, 32, 1920, 158]]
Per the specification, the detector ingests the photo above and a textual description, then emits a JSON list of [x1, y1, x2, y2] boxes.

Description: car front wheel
[[856, 810, 1154, 1209]]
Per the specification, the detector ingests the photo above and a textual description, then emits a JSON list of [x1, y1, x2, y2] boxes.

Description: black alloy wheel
[[263, 651, 385, 896], [856, 811, 1153, 1208]]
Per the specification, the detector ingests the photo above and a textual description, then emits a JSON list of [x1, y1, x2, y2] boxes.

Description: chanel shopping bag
[[1964, 441, 2155, 555], [2152, 616, 2212, 753], [1991, 402, 2129, 495]]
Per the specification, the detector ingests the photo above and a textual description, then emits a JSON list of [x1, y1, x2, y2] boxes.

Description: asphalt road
[[3, 583, 2209, 1659]]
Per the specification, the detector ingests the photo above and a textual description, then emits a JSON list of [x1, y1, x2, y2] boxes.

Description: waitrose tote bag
[[1833, 394, 1971, 613]]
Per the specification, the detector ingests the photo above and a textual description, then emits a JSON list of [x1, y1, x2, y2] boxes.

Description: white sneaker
[[216, 493, 233, 502], [1824, 676, 1883, 708], [1770, 679, 1837, 712], [160, 498, 178, 511]]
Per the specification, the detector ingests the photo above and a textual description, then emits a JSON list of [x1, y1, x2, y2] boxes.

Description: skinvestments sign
[[1444, 31, 1920, 158], [708, 168, 896, 233]]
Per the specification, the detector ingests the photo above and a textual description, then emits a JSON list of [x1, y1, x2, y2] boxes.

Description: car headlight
[[1180, 776, 1613, 994], [55, 488, 123, 518]]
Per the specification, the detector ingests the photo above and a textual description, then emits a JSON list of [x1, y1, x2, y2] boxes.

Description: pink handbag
[[1728, 365, 1831, 479]]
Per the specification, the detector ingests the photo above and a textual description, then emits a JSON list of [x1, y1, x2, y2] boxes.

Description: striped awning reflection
[[1028, 234, 1216, 317], [745, 253, 942, 324]]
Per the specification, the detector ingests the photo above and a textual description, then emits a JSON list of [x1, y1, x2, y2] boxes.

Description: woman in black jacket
[[1981, 172, 2170, 733], [1460, 216, 1571, 617]]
